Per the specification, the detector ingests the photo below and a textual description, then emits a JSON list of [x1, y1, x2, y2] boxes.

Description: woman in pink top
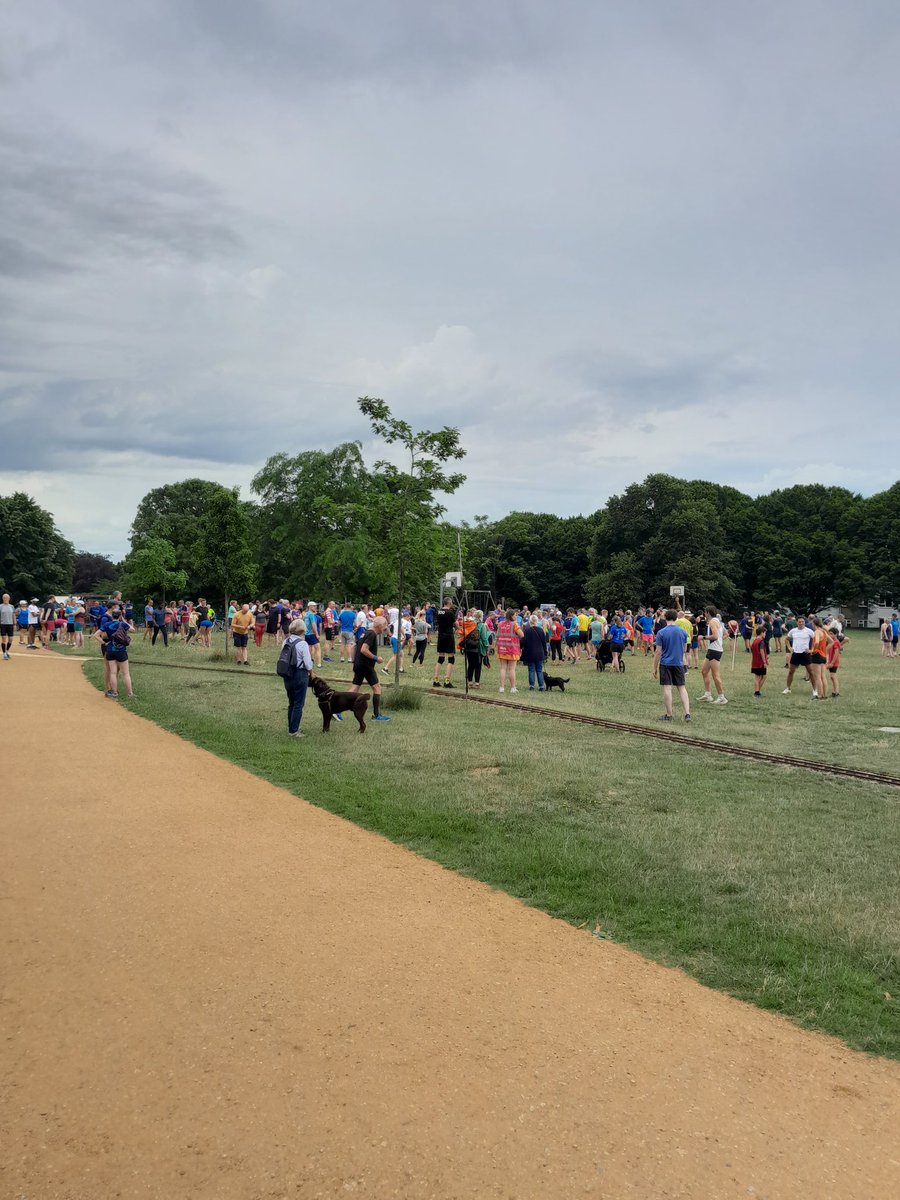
[[495, 608, 524, 695]]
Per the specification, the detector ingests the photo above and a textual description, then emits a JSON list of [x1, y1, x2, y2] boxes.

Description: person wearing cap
[[16, 600, 29, 645], [27, 598, 41, 647]]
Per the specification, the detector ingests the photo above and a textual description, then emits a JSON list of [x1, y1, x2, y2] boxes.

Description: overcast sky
[[2, 1, 898, 559]]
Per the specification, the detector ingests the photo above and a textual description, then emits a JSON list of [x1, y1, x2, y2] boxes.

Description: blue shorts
[[200, 620, 213, 628], [390, 636, 399, 653], [306, 635, 319, 645]]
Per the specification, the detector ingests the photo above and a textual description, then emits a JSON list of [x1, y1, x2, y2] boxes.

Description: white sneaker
[[697, 692, 713, 702], [782, 688, 791, 694], [713, 695, 728, 705], [510, 688, 518, 694], [811, 691, 818, 699], [499, 686, 505, 693]]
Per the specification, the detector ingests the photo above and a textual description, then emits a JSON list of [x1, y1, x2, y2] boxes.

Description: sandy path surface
[[2, 655, 899, 1200]]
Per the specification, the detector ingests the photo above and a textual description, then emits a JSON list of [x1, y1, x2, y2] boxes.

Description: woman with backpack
[[277, 618, 314, 736], [94, 606, 135, 699]]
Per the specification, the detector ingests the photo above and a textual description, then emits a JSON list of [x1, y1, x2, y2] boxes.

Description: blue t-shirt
[[656, 624, 687, 666], [609, 623, 626, 644], [636, 615, 653, 635], [892, 619, 899, 637], [339, 609, 356, 633]]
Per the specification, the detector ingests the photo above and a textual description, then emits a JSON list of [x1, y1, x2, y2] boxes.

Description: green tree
[[587, 550, 644, 610], [129, 479, 227, 597], [195, 488, 257, 634], [0, 492, 74, 598], [72, 551, 119, 594], [358, 397, 466, 683], [251, 442, 381, 599], [119, 536, 187, 602]]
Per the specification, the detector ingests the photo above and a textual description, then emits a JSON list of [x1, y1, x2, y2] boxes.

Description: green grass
[[61, 627, 900, 773], [79, 643, 900, 1059]]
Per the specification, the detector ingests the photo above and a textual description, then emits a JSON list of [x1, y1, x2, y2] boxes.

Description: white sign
[[669, 585, 685, 597]]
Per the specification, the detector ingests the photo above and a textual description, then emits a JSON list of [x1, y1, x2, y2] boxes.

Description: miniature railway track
[[427, 688, 900, 788], [67, 653, 900, 789]]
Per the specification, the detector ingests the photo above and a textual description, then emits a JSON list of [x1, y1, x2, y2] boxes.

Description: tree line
[[2, 416, 898, 617]]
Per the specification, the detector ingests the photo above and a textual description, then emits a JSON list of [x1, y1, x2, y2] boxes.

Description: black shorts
[[232, 634, 248, 647], [751, 667, 767, 677], [352, 660, 379, 688], [810, 653, 826, 665], [0, 624, 13, 638], [790, 652, 810, 667], [705, 649, 723, 662], [579, 630, 589, 643], [828, 666, 838, 674], [659, 664, 685, 687], [436, 635, 455, 656], [610, 642, 624, 654]]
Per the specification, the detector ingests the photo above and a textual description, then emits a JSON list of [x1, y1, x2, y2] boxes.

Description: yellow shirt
[[675, 618, 693, 642], [577, 613, 590, 632], [231, 610, 254, 635]]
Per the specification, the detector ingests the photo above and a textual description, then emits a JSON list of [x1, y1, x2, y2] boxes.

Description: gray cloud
[[0, 1, 898, 556]]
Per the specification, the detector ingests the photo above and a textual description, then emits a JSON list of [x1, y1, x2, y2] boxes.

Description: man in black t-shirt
[[432, 597, 459, 689], [348, 616, 391, 721]]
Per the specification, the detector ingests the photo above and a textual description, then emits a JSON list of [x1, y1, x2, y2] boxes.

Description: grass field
[[67, 628, 900, 1058]]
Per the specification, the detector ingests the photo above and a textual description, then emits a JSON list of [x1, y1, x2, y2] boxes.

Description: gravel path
[[3, 654, 899, 1199]]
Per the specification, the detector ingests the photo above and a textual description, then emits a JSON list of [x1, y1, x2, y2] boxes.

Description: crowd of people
[[3, 589, 895, 729]]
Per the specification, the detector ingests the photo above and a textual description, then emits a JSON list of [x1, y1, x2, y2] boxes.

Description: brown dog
[[310, 675, 369, 733]]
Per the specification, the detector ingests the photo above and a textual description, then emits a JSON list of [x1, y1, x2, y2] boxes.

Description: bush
[[380, 686, 423, 712]]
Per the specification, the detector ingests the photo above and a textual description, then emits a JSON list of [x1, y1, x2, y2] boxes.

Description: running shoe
[[498, 687, 505, 693], [288, 730, 304, 737], [713, 695, 728, 705], [432, 680, 441, 687], [333, 713, 343, 721], [373, 714, 391, 721], [443, 681, 454, 689], [782, 688, 791, 694], [657, 714, 672, 721], [684, 713, 692, 722], [697, 691, 712, 702], [509, 688, 518, 694]]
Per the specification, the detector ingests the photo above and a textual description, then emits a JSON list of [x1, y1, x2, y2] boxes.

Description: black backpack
[[110, 621, 131, 648], [276, 638, 296, 677], [464, 628, 480, 652]]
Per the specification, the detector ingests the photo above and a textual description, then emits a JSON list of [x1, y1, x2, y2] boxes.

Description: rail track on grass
[[65, 652, 900, 789]]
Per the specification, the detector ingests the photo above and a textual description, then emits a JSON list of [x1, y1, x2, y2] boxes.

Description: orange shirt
[[811, 628, 827, 657]]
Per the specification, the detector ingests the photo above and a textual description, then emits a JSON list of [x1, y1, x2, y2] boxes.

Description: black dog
[[543, 673, 570, 693], [310, 675, 369, 733]]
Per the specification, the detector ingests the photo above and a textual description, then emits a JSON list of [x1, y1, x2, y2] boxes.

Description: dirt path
[[3, 655, 899, 1199]]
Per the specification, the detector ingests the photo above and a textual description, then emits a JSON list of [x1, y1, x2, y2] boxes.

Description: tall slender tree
[[358, 397, 466, 685]]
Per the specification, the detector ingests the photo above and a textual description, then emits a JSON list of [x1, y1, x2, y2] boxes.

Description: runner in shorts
[[432, 596, 458, 689], [697, 607, 728, 705], [231, 603, 254, 665], [808, 616, 829, 700], [348, 615, 391, 721], [0, 593, 14, 660], [94, 605, 135, 699], [783, 616, 813, 694], [653, 610, 691, 722], [750, 627, 768, 697], [337, 601, 357, 663], [826, 625, 845, 698]]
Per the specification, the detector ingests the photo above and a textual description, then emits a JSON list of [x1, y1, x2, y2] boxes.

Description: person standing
[[411, 609, 429, 666], [881, 616, 895, 657], [348, 615, 391, 722], [892, 612, 900, 656], [750, 626, 768, 698], [697, 607, 728, 705], [150, 600, 168, 647], [231, 603, 254, 665], [143, 600, 154, 640], [432, 597, 458, 689], [496, 608, 524, 694], [253, 601, 267, 649], [0, 594, 14, 660], [826, 626, 845, 698], [16, 600, 29, 645], [808, 617, 829, 700], [26, 598, 40, 647], [40, 596, 57, 648], [94, 605, 135, 700], [280, 619, 314, 736], [521, 614, 547, 692], [652, 610, 691, 722], [608, 615, 627, 672], [783, 616, 814, 694], [337, 601, 357, 663]]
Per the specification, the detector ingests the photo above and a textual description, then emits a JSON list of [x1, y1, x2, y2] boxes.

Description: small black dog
[[310, 675, 369, 733], [543, 673, 570, 693]]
